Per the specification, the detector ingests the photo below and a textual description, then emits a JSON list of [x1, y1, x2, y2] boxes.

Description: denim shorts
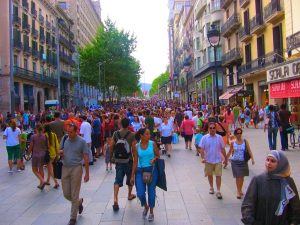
[[114, 161, 133, 187]]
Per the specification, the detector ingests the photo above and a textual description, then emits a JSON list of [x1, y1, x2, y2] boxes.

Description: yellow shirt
[[45, 132, 59, 159]]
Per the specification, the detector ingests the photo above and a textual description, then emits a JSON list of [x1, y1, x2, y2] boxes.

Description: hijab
[[267, 150, 295, 216]]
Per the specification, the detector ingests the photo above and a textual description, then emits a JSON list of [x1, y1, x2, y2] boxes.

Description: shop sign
[[267, 59, 300, 83], [270, 78, 300, 98]]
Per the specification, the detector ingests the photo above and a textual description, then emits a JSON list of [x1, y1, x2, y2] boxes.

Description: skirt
[[231, 160, 249, 178]]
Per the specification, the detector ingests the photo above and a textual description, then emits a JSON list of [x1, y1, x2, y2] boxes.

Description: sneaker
[[142, 207, 149, 219], [8, 170, 13, 173], [17, 169, 22, 172], [78, 198, 84, 214], [209, 188, 215, 194], [148, 213, 154, 222]]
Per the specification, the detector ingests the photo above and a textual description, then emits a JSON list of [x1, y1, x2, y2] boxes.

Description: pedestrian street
[[0, 128, 299, 225]]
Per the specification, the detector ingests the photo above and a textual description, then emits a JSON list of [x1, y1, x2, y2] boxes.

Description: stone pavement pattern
[[0, 128, 299, 225]]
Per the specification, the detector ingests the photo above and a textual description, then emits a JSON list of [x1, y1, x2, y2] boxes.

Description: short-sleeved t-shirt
[[80, 121, 92, 144], [199, 133, 225, 164], [20, 132, 28, 149], [4, 127, 21, 146], [112, 129, 135, 162], [60, 136, 88, 166], [145, 117, 154, 133], [49, 120, 65, 141], [92, 118, 101, 134]]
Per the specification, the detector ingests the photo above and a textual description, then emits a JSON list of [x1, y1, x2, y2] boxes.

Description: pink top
[[225, 112, 234, 124], [180, 119, 195, 135]]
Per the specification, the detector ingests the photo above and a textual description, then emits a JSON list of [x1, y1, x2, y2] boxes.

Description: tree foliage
[[149, 71, 169, 96], [79, 19, 141, 99]]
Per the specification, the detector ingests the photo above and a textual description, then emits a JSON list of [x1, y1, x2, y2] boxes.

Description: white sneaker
[[8, 170, 13, 173], [17, 169, 22, 172]]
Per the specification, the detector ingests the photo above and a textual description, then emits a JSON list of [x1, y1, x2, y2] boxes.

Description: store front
[[267, 58, 300, 122], [196, 75, 213, 104]]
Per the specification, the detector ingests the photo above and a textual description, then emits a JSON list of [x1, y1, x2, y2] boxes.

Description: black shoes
[[79, 198, 84, 214]]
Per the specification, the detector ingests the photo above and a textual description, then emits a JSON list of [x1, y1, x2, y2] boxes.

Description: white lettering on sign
[[267, 60, 300, 83], [291, 80, 300, 89], [272, 83, 281, 92]]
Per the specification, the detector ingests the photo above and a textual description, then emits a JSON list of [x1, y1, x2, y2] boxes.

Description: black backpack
[[113, 131, 131, 162]]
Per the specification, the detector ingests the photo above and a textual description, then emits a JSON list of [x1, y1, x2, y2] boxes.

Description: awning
[[270, 78, 300, 99], [219, 86, 243, 100]]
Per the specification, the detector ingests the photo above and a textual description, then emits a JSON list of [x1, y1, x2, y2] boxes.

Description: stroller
[[153, 131, 166, 155], [23, 130, 34, 161]]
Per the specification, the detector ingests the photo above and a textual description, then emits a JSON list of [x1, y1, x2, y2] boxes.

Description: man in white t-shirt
[[184, 108, 193, 120], [80, 115, 93, 165]]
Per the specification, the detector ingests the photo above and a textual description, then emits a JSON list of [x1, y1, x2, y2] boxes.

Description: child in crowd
[[19, 126, 27, 170], [104, 137, 112, 171], [239, 110, 245, 129], [194, 128, 203, 156]]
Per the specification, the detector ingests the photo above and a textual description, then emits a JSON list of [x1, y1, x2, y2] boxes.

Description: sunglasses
[[236, 132, 242, 135], [209, 127, 216, 129]]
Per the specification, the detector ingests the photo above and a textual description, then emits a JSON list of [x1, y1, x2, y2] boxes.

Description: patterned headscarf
[[267, 150, 290, 177]]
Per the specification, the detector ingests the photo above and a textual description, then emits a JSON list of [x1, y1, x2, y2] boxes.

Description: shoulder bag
[[244, 139, 251, 162]]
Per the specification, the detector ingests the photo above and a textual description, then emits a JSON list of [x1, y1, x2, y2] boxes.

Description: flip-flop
[[128, 194, 136, 200]]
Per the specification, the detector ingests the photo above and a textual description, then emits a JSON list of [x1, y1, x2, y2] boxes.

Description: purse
[[142, 166, 154, 184], [244, 139, 251, 162]]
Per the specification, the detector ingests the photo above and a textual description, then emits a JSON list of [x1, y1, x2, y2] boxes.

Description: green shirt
[[20, 132, 27, 150], [145, 117, 154, 133], [233, 106, 240, 118]]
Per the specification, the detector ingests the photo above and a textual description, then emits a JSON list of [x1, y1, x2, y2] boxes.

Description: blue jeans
[[280, 128, 288, 150], [268, 127, 278, 150], [135, 166, 158, 208]]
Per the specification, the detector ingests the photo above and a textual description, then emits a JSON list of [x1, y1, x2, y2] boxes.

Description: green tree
[[149, 71, 169, 96], [79, 19, 141, 101]]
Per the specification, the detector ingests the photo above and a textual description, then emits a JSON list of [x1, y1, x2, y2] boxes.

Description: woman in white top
[[3, 120, 22, 172]]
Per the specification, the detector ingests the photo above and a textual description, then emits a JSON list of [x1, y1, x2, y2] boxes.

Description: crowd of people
[[1, 99, 300, 225]]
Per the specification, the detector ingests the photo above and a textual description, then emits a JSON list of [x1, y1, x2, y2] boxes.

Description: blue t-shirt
[[160, 123, 172, 137], [137, 141, 154, 168], [92, 118, 101, 134], [194, 133, 203, 146]]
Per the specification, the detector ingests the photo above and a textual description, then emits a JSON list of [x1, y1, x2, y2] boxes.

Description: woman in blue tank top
[[131, 128, 160, 222]]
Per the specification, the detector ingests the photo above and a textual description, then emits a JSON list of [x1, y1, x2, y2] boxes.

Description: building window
[[24, 58, 28, 70], [14, 55, 18, 66], [33, 62, 36, 73], [59, 1, 69, 10], [228, 38, 231, 50], [196, 37, 200, 50], [226, 9, 229, 20], [203, 49, 207, 64]]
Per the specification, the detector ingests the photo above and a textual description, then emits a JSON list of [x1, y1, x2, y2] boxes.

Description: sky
[[100, 0, 169, 84]]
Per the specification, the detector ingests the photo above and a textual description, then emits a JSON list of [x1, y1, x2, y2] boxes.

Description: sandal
[[112, 202, 119, 212], [53, 183, 60, 189], [128, 194, 136, 201], [209, 188, 215, 194], [216, 192, 223, 199], [148, 213, 154, 222]]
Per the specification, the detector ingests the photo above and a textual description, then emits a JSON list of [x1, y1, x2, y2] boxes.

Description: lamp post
[[207, 24, 220, 108]]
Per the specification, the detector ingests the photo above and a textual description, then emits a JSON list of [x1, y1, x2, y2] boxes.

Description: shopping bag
[[172, 133, 179, 144], [53, 159, 63, 179]]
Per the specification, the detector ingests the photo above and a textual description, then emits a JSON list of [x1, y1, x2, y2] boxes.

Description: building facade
[[193, 0, 224, 105], [219, 0, 244, 104], [0, 0, 75, 114], [53, 0, 102, 106], [238, 0, 286, 107]]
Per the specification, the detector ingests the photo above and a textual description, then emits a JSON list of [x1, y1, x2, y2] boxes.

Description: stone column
[[19, 82, 24, 111]]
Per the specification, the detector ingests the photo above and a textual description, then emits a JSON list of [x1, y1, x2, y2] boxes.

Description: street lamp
[[207, 24, 220, 108]]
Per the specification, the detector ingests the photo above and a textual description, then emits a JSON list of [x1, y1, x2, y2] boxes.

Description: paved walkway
[[0, 128, 299, 225]]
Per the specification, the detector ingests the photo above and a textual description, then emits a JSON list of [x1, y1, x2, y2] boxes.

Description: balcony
[[222, 48, 242, 66], [239, 0, 250, 8], [250, 14, 265, 35], [32, 49, 39, 59], [221, 14, 240, 38], [23, 45, 31, 56], [221, 0, 232, 9], [239, 25, 252, 43], [59, 52, 72, 65], [195, 0, 206, 19], [51, 56, 57, 67], [31, 28, 38, 39], [193, 61, 222, 77], [31, 8, 37, 18], [13, 66, 57, 86], [22, 0, 29, 11], [13, 16, 21, 27], [39, 14, 44, 25], [52, 25, 56, 33], [13, 40, 23, 51], [40, 33, 45, 43], [46, 54, 52, 65], [22, 22, 30, 34], [264, 0, 284, 24], [46, 21, 51, 30], [239, 50, 284, 77], [287, 31, 300, 52], [61, 70, 72, 80]]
